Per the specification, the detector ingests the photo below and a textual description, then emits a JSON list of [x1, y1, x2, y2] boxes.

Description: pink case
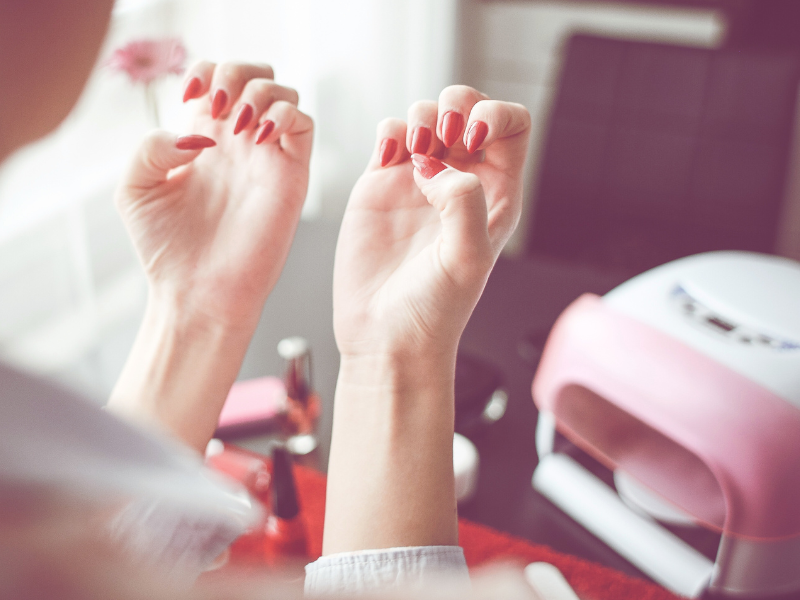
[[216, 376, 287, 437]]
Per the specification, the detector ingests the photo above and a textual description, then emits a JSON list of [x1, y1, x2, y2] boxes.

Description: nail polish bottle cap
[[271, 446, 300, 520], [278, 336, 312, 403], [277, 337, 309, 360]]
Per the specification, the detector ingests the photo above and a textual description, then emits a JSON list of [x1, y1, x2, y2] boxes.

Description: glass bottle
[[277, 336, 320, 456]]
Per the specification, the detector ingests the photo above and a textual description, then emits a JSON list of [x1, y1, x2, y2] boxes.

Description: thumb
[[123, 130, 216, 190], [411, 154, 493, 275]]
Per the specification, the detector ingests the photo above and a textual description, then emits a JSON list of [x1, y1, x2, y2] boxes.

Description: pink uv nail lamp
[[531, 251, 800, 598]]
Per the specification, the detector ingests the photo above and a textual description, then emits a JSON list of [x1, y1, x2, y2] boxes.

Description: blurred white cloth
[[304, 546, 470, 597], [0, 362, 257, 582]]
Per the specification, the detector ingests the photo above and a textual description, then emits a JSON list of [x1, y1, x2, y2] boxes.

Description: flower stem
[[144, 82, 160, 128]]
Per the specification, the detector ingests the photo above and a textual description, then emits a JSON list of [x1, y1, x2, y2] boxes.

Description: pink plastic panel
[[533, 294, 800, 540], [218, 376, 285, 431]]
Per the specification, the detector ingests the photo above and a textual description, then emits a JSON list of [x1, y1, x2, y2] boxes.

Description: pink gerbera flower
[[106, 37, 186, 85]]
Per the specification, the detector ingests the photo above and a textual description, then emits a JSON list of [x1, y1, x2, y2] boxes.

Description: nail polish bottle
[[263, 446, 308, 564], [277, 337, 320, 456]]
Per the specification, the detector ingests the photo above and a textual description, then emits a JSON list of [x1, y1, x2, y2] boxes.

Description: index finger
[[464, 100, 531, 174], [181, 60, 216, 102]]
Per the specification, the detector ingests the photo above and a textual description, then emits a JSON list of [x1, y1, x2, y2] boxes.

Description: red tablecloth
[[293, 464, 681, 600]]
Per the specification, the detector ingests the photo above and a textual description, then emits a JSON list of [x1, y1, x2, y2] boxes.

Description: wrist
[[336, 350, 456, 399], [324, 350, 459, 554], [148, 280, 265, 336], [107, 291, 255, 453]]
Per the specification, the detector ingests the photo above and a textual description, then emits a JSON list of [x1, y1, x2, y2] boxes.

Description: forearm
[[323, 352, 458, 555], [107, 292, 257, 454]]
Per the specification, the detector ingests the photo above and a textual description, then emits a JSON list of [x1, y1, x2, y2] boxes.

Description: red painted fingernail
[[379, 138, 398, 167], [466, 121, 489, 154], [411, 153, 447, 179], [233, 104, 254, 135], [176, 135, 217, 150], [255, 120, 275, 144], [210, 89, 228, 119], [183, 77, 201, 103], [442, 111, 464, 148], [411, 126, 432, 154]]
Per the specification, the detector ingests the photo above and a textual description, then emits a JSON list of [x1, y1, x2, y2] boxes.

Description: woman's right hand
[[109, 62, 313, 452], [116, 61, 313, 331]]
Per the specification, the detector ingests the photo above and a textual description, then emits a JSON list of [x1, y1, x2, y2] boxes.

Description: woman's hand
[[334, 85, 530, 363], [117, 61, 313, 330], [324, 87, 530, 554], [108, 63, 313, 452]]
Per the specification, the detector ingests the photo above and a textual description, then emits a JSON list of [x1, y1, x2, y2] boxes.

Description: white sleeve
[[304, 546, 470, 597]]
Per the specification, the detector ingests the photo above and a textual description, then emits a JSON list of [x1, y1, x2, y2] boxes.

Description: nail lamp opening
[[531, 251, 800, 598]]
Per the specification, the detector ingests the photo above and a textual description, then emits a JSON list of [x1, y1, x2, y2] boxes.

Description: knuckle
[[188, 59, 213, 75], [247, 78, 277, 97], [248, 80, 299, 105], [442, 84, 473, 97], [256, 62, 275, 78], [442, 173, 482, 198], [440, 84, 484, 105], [216, 61, 243, 81], [271, 99, 293, 112], [516, 103, 533, 128], [142, 130, 165, 153], [468, 99, 491, 118], [409, 99, 435, 114], [376, 117, 404, 134]]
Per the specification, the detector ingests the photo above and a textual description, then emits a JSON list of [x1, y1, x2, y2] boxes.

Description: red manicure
[[234, 104, 254, 135], [411, 153, 447, 179], [442, 111, 464, 148], [466, 121, 489, 154], [256, 120, 275, 144], [210, 89, 228, 119], [411, 126, 432, 154], [176, 135, 217, 150], [379, 138, 397, 167], [183, 77, 202, 103]]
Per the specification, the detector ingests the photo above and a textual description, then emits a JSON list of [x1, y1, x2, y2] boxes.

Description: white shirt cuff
[[304, 545, 469, 597]]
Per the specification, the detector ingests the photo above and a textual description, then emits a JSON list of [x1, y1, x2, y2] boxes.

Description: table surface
[[232, 219, 774, 594]]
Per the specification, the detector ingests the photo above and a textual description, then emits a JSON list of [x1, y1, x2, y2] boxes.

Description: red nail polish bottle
[[277, 337, 321, 458], [263, 446, 308, 564]]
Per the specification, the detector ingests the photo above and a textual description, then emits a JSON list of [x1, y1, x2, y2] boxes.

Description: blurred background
[[1, 0, 799, 404]]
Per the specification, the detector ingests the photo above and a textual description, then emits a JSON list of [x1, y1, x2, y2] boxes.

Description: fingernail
[[233, 104, 254, 135], [442, 111, 464, 148], [466, 121, 489, 154], [255, 120, 275, 144], [411, 126, 432, 154], [210, 89, 228, 119], [379, 138, 398, 167], [183, 77, 201, 103], [411, 153, 447, 179], [176, 135, 217, 150]]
